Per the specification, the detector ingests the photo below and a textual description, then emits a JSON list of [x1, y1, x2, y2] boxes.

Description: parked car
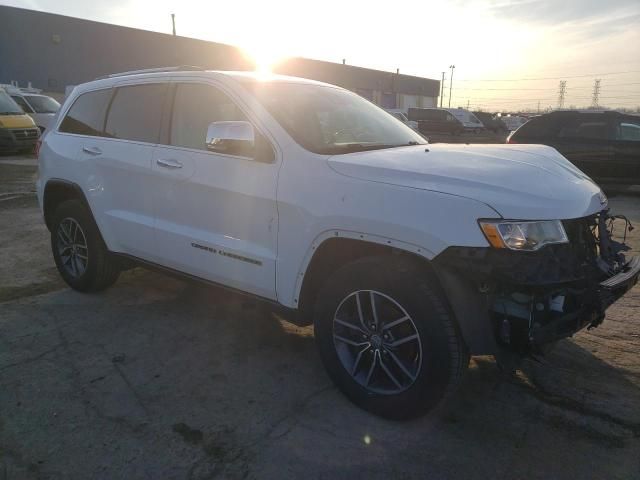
[[385, 109, 419, 131], [473, 111, 508, 134], [507, 110, 640, 184], [443, 107, 485, 132], [0, 87, 40, 153], [407, 107, 465, 135], [10, 91, 61, 133], [37, 68, 639, 419]]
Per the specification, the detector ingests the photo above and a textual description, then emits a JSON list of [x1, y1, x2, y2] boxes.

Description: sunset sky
[[3, 0, 639, 110]]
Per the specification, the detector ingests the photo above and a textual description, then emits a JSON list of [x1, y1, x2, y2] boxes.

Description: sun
[[241, 40, 289, 77]]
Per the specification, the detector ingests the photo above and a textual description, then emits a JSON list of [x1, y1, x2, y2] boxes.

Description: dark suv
[[407, 107, 465, 135], [507, 110, 640, 184]]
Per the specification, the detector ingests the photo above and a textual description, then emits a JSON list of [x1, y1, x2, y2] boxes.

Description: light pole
[[448, 64, 455, 108]]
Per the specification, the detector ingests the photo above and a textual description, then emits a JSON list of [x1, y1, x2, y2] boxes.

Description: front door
[[151, 81, 280, 300]]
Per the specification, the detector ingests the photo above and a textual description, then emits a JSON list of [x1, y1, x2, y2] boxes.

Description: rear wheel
[[314, 256, 468, 419], [50, 200, 120, 292]]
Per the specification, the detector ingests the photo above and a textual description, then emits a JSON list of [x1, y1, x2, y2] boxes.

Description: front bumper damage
[[433, 210, 639, 356]]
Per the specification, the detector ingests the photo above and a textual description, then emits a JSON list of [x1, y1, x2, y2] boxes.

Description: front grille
[[11, 128, 39, 140]]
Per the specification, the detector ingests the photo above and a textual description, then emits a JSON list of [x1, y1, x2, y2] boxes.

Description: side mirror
[[205, 121, 274, 162], [206, 121, 255, 158]]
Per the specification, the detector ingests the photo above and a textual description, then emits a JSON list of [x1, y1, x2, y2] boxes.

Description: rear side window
[[59, 89, 112, 137], [557, 115, 610, 140], [105, 84, 167, 143], [170, 83, 247, 151]]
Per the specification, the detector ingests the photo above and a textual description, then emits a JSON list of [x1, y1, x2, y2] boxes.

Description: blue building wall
[[0, 6, 439, 99]]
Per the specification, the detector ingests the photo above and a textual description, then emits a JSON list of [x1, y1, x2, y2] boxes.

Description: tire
[[50, 199, 120, 292], [314, 256, 468, 420]]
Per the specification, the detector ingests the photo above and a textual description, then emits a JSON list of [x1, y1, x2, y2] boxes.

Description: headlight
[[479, 220, 568, 251]]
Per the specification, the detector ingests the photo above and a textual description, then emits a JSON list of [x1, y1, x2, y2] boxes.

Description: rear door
[[550, 113, 614, 182], [82, 82, 168, 259], [150, 80, 280, 299], [612, 116, 640, 184]]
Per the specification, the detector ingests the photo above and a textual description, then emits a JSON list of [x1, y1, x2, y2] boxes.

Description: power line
[[459, 94, 640, 101], [444, 82, 640, 92], [455, 70, 640, 82]]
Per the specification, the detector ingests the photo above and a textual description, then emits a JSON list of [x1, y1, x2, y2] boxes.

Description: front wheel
[[314, 256, 468, 419]]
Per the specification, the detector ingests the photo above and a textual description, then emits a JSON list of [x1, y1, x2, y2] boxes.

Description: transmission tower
[[558, 81, 567, 109], [591, 79, 601, 108]]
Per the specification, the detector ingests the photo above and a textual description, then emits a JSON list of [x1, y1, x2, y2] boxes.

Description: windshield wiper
[[328, 142, 423, 154]]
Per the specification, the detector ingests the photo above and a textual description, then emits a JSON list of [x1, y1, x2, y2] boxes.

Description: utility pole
[[558, 80, 567, 109], [448, 65, 455, 108], [171, 13, 176, 36], [440, 72, 445, 108], [537, 101, 540, 114], [591, 79, 601, 108], [467, 99, 470, 110]]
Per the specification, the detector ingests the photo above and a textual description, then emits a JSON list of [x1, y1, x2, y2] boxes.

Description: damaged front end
[[433, 211, 639, 356]]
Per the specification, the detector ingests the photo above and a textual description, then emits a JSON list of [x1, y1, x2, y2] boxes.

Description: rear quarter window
[[59, 89, 112, 137]]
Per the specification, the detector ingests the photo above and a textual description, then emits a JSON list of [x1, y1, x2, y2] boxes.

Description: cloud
[[486, 0, 639, 25]]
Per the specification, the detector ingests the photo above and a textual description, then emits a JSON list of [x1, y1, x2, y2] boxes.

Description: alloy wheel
[[56, 217, 89, 278], [332, 290, 422, 395]]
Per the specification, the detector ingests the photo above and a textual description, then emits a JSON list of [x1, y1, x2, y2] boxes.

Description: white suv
[[37, 67, 639, 419]]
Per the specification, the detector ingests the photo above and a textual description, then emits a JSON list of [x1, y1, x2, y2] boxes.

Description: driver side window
[[171, 83, 247, 151]]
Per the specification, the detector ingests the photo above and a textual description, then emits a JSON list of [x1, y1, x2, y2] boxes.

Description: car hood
[[327, 144, 606, 220], [0, 114, 37, 129]]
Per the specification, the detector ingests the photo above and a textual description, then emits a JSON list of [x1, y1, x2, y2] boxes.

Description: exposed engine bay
[[434, 210, 639, 355]]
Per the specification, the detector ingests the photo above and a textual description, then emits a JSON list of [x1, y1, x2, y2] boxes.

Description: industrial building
[[0, 6, 440, 109]]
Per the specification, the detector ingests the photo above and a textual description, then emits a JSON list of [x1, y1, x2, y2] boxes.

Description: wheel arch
[[294, 231, 496, 355], [43, 179, 92, 231], [294, 230, 437, 320]]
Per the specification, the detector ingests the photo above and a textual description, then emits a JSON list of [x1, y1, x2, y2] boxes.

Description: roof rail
[[96, 65, 205, 80]]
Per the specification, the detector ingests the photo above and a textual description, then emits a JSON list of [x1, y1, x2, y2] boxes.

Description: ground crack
[[0, 344, 63, 372], [512, 375, 640, 437]]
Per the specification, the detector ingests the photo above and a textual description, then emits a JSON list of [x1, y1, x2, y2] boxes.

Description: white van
[[443, 108, 485, 131], [2, 85, 61, 132]]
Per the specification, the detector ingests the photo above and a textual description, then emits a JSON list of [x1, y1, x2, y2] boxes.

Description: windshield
[[11, 95, 34, 113], [246, 82, 426, 154], [0, 91, 24, 115], [24, 95, 60, 114]]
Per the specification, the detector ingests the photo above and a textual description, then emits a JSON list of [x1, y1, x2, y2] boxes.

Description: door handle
[[82, 146, 102, 156], [156, 158, 183, 169]]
